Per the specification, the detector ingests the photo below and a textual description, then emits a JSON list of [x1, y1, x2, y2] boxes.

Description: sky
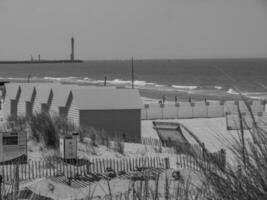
[[0, 0, 267, 60]]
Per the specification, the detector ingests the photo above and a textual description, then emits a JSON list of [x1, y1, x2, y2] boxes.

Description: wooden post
[[99, 159, 102, 173], [12, 164, 19, 200], [0, 174, 2, 200], [164, 157, 170, 169]]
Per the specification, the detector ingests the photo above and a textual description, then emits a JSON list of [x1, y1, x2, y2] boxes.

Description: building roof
[[5, 83, 19, 99], [34, 84, 54, 103], [4, 83, 21, 100], [19, 83, 36, 102], [53, 84, 114, 107], [71, 88, 143, 110], [52, 86, 72, 107]]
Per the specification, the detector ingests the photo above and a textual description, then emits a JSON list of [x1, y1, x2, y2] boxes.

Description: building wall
[[59, 107, 68, 118], [0, 99, 4, 122], [49, 99, 59, 116], [10, 100, 18, 119], [17, 101, 26, 117], [3, 87, 21, 120], [17, 88, 36, 117], [32, 94, 42, 114], [141, 100, 266, 120], [67, 104, 79, 127], [2, 99, 11, 120], [79, 109, 141, 143]]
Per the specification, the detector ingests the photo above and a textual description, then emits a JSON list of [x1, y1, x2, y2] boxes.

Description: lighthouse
[[70, 37, 74, 61]]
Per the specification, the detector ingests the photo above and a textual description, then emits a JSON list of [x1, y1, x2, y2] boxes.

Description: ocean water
[[1, 58, 267, 101]]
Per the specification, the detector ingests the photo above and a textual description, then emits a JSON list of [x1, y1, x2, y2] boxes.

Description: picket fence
[[0, 156, 169, 182], [0, 152, 226, 183], [141, 137, 163, 147]]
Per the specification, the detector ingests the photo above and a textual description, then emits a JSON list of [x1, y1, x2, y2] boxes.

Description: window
[[3, 136, 18, 145]]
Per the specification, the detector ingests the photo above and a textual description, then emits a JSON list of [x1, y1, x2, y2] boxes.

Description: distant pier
[[0, 37, 83, 64], [0, 60, 83, 64]]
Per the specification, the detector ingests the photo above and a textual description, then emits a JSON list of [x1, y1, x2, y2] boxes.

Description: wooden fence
[[0, 156, 168, 182], [0, 153, 226, 183], [141, 137, 163, 147], [141, 137, 226, 160]]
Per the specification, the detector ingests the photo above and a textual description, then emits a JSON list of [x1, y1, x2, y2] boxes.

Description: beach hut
[[49, 85, 72, 117], [17, 83, 36, 117], [50, 84, 114, 118], [32, 84, 53, 114], [67, 88, 143, 142], [3, 83, 21, 119]]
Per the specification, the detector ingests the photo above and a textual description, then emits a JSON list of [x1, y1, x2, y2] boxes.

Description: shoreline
[[1, 78, 266, 102]]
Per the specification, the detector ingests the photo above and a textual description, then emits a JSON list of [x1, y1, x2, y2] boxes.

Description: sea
[[0, 58, 267, 101]]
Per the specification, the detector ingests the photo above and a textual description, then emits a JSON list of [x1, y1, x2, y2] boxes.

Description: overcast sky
[[0, 0, 267, 60]]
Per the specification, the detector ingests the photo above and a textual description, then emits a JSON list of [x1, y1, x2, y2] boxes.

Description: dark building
[[67, 88, 143, 143]]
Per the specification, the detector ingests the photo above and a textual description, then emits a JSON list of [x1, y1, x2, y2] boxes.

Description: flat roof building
[[67, 88, 143, 142]]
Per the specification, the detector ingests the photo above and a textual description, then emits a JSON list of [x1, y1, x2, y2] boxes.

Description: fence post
[[221, 149, 226, 171], [12, 164, 19, 200], [164, 157, 170, 169], [0, 174, 2, 200]]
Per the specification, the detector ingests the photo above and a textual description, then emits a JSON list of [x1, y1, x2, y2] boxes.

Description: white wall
[[224, 101, 238, 114], [67, 104, 80, 127], [178, 102, 193, 118], [226, 112, 263, 130], [252, 101, 265, 114], [163, 103, 178, 119], [146, 104, 163, 119], [193, 102, 207, 118], [207, 101, 224, 118], [141, 100, 266, 120]]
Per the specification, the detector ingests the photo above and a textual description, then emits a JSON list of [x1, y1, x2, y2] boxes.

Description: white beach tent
[[49, 84, 72, 117], [32, 84, 54, 114], [3, 83, 21, 119], [17, 83, 36, 117]]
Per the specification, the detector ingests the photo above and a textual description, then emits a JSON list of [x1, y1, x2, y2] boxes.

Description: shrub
[[29, 113, 59, 149], [8, 112, 77, 149]]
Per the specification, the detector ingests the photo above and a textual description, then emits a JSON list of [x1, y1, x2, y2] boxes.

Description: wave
[[171, 85, 198, 90], [226, 88, 239, 95], [43, 77, 166, 89], [5, 76, 266, 99], [44, 76, 77, 81], [214, 86, 223, 90]]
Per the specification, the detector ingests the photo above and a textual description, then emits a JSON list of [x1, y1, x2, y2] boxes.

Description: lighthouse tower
[[70, 37, 74, 61]]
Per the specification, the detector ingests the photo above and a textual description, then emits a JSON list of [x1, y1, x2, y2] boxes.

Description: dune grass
[[188, 98, 267, 199]]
